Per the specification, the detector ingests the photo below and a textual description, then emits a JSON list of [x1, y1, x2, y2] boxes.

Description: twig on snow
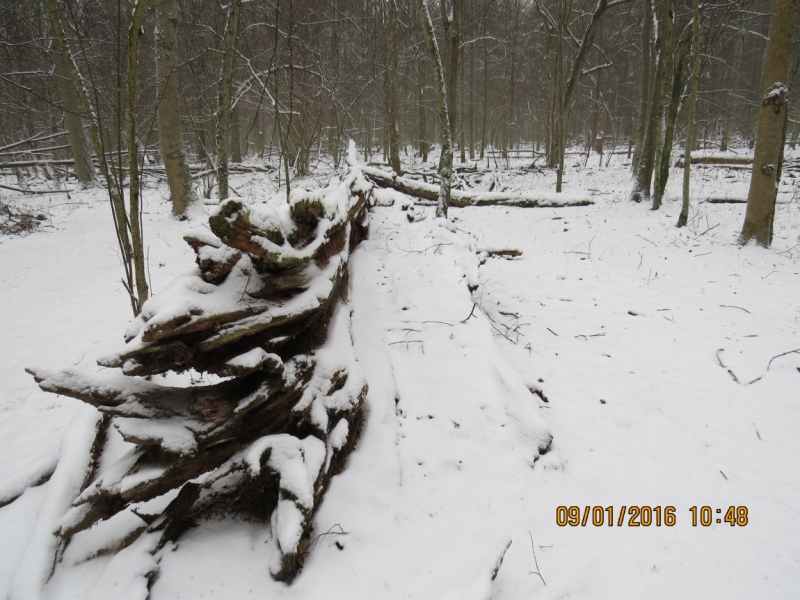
[[767, 348, 800, 371], [528, 531, 547, 586], [635, 234, 658, 247], [719, 305, 750, 314], [461, 303, 478, 323], [305, 523, 349, 554], [715, 349, 740, 383]]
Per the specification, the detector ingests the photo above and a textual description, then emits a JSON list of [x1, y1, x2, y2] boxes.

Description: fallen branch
[[767, 348, 800, 371]]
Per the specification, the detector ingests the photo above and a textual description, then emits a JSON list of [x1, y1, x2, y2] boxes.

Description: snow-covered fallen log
[[26, 148, 373, 584], [362, 164, 593, 208], [674, 154, 753, 167]]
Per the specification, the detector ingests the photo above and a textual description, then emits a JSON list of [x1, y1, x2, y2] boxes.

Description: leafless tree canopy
[[1, 0, 784, 173]]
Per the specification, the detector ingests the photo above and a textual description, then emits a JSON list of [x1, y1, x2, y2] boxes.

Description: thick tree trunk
[[417, 0, 453, 218], [216, 0, 243, 200], [388, 0, 402, 174], [677, 0, 701, 228], [53, 52, 94, 186], [155, 0, 196, 216], [741, 0, 798, 246]]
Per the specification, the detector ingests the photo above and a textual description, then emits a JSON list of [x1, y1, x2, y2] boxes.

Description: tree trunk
[[654, 22, 691, 205], [632, 0, 665, 203], [442, 0, 461, 143], [417, 0, 453, 218], [388, 0, 402, 174], [216, 0, 243, 200], [632, 0, 653, 174], [125, 0, 152, 312], [650, 0, 673, 210], [155, 0, 196, 216], [230, 104, 243, 164], [418, 56, 428, 162], [741, 0, 798, 246], [677, 0, 701, 228], [53, 51, 94, 186]]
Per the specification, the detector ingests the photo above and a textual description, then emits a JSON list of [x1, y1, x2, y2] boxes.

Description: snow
[[1, 148, 799, 599]]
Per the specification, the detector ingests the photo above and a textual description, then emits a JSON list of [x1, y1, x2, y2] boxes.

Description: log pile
[[27, 158, 373, 583]]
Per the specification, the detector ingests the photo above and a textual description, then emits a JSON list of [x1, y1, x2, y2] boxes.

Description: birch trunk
[[155, 0, 196, 216], [417, 0, 452, 218]]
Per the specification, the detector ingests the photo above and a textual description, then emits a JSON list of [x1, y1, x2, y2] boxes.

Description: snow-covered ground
[[1, 151, 799, 599]]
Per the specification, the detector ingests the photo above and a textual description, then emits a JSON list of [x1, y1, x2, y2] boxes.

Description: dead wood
[[362, 165, 593, 207], [27, 154, 373, 582]]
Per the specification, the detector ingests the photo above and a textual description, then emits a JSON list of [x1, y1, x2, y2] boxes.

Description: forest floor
[[1, 148, 799, 599]]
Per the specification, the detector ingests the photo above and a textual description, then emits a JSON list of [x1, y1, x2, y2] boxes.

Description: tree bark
[[388, 0, 402, 174], [740, 0, 797, 246], [216, 0, 243, 200], [155, 0, 196, 216], [677, 0, 701, 228], [417, 0, 453, 218]]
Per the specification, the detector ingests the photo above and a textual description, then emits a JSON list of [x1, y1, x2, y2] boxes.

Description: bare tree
[[677, 0, 701, 228], [417, 0, 453, 218]]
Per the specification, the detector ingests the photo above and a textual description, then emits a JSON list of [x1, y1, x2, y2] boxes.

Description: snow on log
[[674, 155, 753, 167], [26, 151, 373, 583], [361, 164, 593, 208]]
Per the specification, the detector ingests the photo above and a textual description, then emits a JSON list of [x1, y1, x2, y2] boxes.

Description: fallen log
[[27, 143, 373, 583], [675, 155, 753, 167], [362, 164, 593, 208]]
